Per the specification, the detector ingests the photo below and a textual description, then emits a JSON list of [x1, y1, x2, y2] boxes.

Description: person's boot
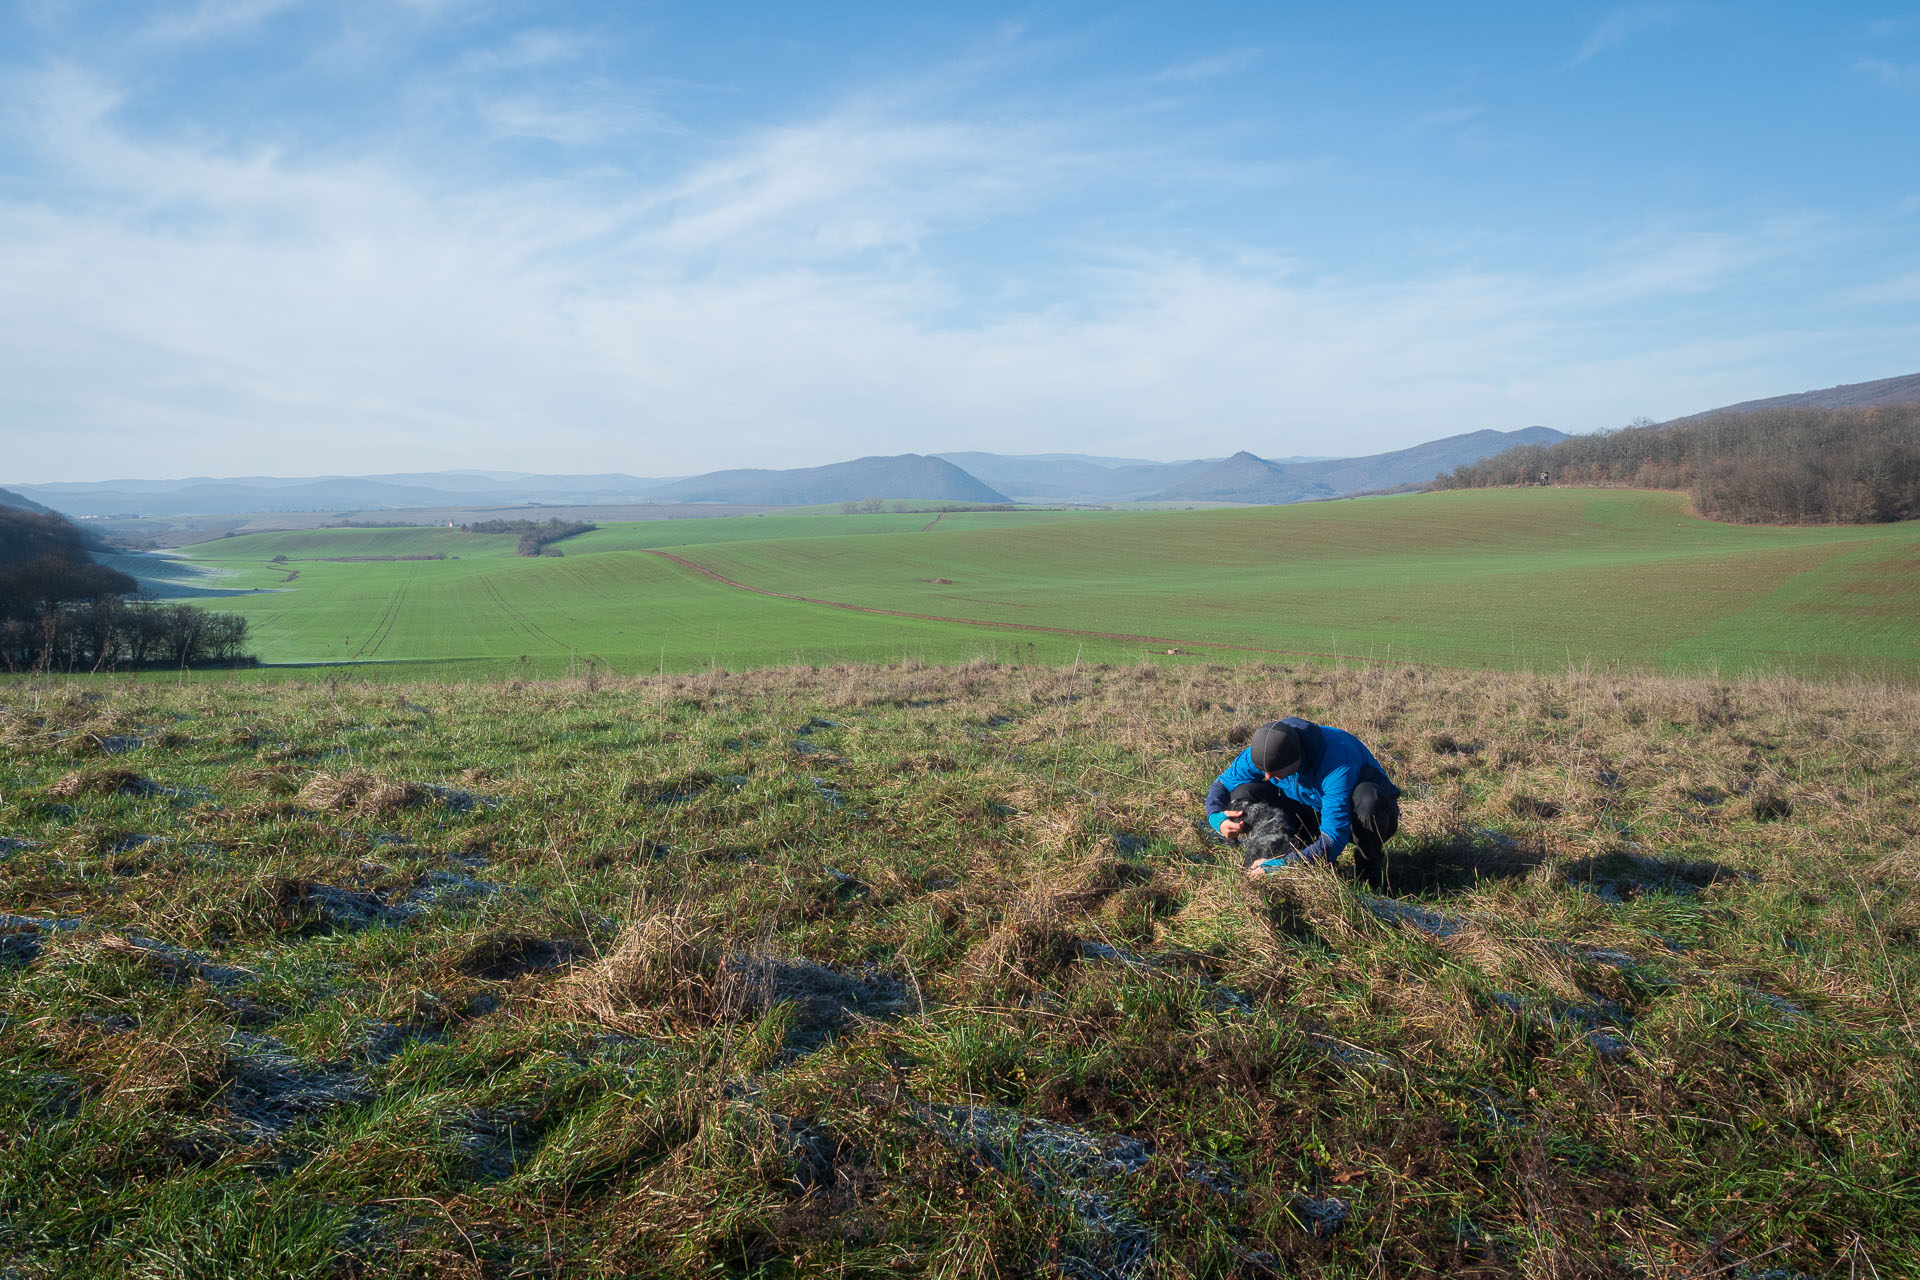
[[1351, 837, 1386, 889]]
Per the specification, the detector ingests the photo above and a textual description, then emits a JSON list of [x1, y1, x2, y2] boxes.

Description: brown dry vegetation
[[297, 770, 429, 815], [1, 660, 1917, 1278]]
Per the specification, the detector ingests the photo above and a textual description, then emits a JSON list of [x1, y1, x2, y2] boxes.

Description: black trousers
[[1229, 778, 1400, 879]]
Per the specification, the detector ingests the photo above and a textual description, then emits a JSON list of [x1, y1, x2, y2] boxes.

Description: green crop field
[[165, 490, 1920, 682]]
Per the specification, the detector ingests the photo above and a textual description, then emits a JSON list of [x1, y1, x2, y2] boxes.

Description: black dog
[[1234, 798, 1306, 868]]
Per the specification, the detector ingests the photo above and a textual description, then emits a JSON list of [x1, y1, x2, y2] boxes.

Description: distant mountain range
[[15, 371, 1913, 519], [1154, 427, 1571, 505], [0, 431, 1568, 515], [8, 429, 1544, 517]]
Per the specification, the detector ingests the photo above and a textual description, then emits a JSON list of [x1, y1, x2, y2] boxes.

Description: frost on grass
[[921, 1103, 1158, 1280], [279, 881, 418, 930], [1, 912, 249, 985], [1356, 892, 1466, 939], [422, 783, 500, 815], [276, 866, 504, 931], [449, 1105, 548, 1180], [1489, 990, 1634, 1062], [1558, 850, 1751, 900], [221, 1032, 373, 1139], [404, 868, 498, 909]]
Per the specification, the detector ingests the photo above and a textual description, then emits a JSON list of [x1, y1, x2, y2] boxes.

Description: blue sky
[[1, 1, 1916, 481]]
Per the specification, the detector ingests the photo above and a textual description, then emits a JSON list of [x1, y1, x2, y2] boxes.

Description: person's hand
[[1219, 810, 1245, 839]]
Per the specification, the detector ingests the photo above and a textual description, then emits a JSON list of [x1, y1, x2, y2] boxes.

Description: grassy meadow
[[166, 490, 1920, 683], [3, 660, 1918, 1277]]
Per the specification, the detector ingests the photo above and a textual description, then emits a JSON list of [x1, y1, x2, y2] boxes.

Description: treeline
[[459, 518, 598, 555], [1434, 405, 1920, 524], [1, 509, 254, 672]]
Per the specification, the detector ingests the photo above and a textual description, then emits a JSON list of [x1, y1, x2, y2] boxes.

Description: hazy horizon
[[3, 3, 1915, 482], [6, 434, 1541, 490]]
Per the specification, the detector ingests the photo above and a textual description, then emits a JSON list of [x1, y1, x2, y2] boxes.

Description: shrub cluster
[[1434, 404, 1920, 524], [459, 518, 598, 555], [0, 508, 252, 671]]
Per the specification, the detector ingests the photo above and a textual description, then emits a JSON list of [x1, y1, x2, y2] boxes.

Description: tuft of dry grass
[[561, 906, 747, 1034], [295, 769, 426, 815], [46, 766, 151, 798], [231, 764, 301, 795], [38, 1012, 228, 1118], [957, 888, 1085, 997]]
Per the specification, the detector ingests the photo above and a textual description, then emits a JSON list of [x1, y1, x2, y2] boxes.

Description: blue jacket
[[1205, 718, 1399, 862]]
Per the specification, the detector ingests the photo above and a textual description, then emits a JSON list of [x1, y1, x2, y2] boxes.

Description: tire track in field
[[477, 571, 614, 670], [540, 562, 618, 671], [350, 568, 416, 660], [477, 573, 567, 654], [639, 549, 1428, 667]]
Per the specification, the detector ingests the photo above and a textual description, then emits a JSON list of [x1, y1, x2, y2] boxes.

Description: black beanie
[[1250, 720, 1304, 778]]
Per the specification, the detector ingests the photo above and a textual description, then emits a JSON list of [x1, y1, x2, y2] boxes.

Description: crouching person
[[1206, 717, 1401, 885]]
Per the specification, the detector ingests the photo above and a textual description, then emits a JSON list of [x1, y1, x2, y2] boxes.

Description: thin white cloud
[[1857, 57, 1920, 90], [476, 90, 680, 146], [459, 28, 593, 74], [1846, 269, 1920, 303], [1412, 105, 1483, 131], [1154, 48, 1261, 82], [144, 0, 303, 44], [1572, 5, 1688, 65]]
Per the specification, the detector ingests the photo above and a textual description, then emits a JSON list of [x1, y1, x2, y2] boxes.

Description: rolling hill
[[643, 454, 1009, 506], [1670, 370, 1920, 421], [1148, 427, 1567, 504], [0, 486, 52, 514], [1151, 451, 1334, 504]]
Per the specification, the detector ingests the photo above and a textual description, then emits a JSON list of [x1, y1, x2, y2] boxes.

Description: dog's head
[[1236, 799, 1303, 865]]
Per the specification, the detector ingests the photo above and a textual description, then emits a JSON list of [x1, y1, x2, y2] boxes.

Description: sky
[[1, 2, 1916, 481]]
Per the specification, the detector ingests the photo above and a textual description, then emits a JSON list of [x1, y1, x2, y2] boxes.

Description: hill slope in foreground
[[176, 488, 1920, 681], [2, 662, 1916, 1275]]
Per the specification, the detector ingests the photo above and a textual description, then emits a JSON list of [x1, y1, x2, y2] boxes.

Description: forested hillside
[[1434, 405, 1920, 524]]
